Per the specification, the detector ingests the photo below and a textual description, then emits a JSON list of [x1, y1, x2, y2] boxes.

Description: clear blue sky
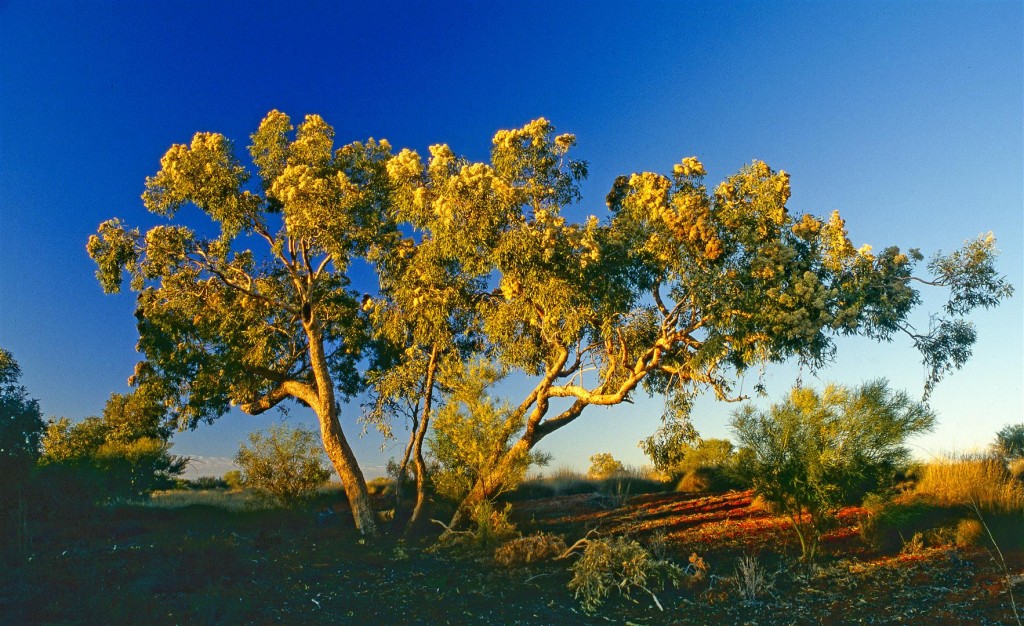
[[1, 1, 1021, 478]]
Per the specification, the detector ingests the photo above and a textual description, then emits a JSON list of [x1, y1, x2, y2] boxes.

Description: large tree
[[88, 111, 393, 534], [375, 119, 1012, 528]]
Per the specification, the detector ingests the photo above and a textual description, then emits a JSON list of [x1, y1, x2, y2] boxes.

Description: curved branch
[[239, 379, 319, 415]]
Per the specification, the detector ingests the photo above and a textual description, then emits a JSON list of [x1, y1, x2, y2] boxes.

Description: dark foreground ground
[[2, 490, 1021, 624]]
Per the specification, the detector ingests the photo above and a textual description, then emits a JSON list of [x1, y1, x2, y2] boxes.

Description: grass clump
[[565, 536, 702, 612], [494, 532, 567, 566], [914, 454, 1024, 514]]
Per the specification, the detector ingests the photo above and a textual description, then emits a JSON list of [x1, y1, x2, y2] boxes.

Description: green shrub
[[222, 470, 243, 490], [235, 423, 332, 508], [587, 453, 625, 479], [955, 518, 984, 548], [39, 391, 187, 503], [189, 476, 228, 490], [567, 536, 695, 613], [732, 380, 934, 562], [992, 423, 1024, 462], [427, 361, 550, 504]]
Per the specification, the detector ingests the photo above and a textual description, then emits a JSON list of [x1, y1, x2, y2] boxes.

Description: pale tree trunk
[[407, 346, 439, 530], [394, 411, 418, 511], [317, 403, 378, 535], [305, 315, 378, 536]]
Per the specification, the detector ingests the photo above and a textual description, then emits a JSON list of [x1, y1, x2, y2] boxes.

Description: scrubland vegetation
[[2, 112, 1019, 623]]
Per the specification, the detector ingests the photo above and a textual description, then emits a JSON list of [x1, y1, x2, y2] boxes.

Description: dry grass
[[146, 488, 271, 511], [914, 455, 1024, 514]]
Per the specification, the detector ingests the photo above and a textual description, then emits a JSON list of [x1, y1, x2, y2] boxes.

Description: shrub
[[222, 470, 243, 490], [39, 391, 187, 503], [732, 380, 934, 562], [494, 532, 567, 566], [587, 453, 625, 479], [567, 536, 687, 613], [234, 423, 332, 507], [732, 555, 774, 605], [992, 423, 1024, 462], [190, 476, 228, 490], [427, 361, 550, 504], [955, 518, 984, 548]]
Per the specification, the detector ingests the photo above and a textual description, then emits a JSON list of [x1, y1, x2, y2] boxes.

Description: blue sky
[[1, 1, 1021, 478]]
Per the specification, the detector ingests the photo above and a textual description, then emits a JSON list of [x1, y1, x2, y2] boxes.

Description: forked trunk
[[407, 346, 439, 530]]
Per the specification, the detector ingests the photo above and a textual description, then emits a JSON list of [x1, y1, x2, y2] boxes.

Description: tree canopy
[[89, 110, 1013, 533]]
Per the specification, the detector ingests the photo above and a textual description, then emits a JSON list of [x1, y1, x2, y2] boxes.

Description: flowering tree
[[90, 112, 1012, 536], [382, 119, 1010, 529], [88, 111, 392, 534]]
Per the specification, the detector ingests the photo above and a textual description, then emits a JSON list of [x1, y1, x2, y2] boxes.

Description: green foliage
[[639, 418, 700, 474], [731, 380, 934, 561], [567, 536, 690, 613], [222, 470, 243, 490], [993, 423, 1024, 462], [235, 423, 331, 508], [587, 453, 625, 479], [0, 348, 44, 480], [427, 361, 549, 504], [39, 390, 187, 503]]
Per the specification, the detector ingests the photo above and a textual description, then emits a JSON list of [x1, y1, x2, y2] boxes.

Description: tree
[[0, 348, 44, 480], [427, 360, 549, 505], [377, 120, 1010, 529], [992, 423, 1024, 462], [39, 390, 188, 502], [730, 380, 935, 562], [587, 453, 625, 479], [88, 111, 393, 534], [0, 348, 44, 541], [235, 423, 332, 507]]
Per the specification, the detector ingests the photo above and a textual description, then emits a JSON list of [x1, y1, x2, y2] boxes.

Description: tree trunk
[[304, 316, 378, 536], [407, 345, 439, 530], [318, 403, 378, 535], [448, 438, 532, 530], [394, 411, 418, 512]]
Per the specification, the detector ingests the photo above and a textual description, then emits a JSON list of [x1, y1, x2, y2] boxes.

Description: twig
[[970, 497, 1021, 626]]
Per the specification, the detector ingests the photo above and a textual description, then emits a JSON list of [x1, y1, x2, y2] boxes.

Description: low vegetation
[[235, 423, 333, 507]]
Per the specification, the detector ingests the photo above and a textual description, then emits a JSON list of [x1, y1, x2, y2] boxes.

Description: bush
[[235, 423, 332, 507], [992, 423, 1024, 462], [39, 391, 187, 503], [732, 380, 934, 562], [188, 476, 229, 490], [222, 470, 243, 490], [859, 497, 961, 552], [494, 532, 566, 566], [587, 453, 625, 479], [567, 536, 687, 612], [955, 518, 984, 548], [427, 361, 550, 504]]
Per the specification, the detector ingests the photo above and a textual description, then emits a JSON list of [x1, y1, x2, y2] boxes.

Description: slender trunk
[[305, 314, 378, 536], [318, 405, 378, 535], [408, 345, 440, 529], [449, 438, 532, 530], [394, 409, 418, 511]]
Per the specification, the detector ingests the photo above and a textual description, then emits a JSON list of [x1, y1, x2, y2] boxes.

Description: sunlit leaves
[[929, 233, 1014, 316]]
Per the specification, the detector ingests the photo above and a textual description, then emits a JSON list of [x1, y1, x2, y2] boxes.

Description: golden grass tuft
[[914, 455, 1024, 514], [146, 488, 272, 511]]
